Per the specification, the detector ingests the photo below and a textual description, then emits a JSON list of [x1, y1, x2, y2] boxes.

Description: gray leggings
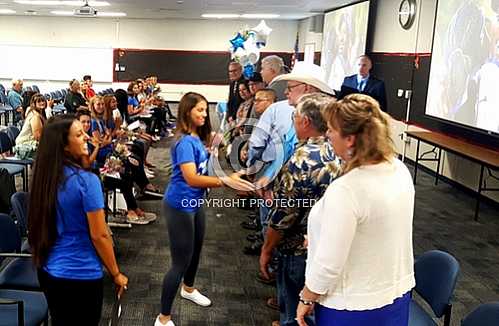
[[161, 201, 206, 315]]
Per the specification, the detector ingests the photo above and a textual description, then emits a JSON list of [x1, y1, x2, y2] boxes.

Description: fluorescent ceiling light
[[0, 8, 16, 13], [241, 14, 280, 19], [97, 11, 126, 17], [50, 10, 73, 15], [15, 1, 109, 7], [202, 13, 240, 19]]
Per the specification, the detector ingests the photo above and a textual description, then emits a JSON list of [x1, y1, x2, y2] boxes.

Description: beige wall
[[0, 16, 298, 101]]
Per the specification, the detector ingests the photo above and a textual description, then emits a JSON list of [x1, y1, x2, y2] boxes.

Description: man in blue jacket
[[341, 55, 387, 111]]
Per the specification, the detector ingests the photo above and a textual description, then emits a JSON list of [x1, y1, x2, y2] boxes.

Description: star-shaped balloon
[[252, 20, 272, 36], [251, 20, 272, 48], [229, 33, 246, 53]]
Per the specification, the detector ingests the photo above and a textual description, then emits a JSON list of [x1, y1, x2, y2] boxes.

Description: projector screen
[[321, 1, 370, 90], [426, 0, 499, 134]]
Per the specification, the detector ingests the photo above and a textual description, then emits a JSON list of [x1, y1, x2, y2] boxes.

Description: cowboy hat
[[269, 61, 334, 95]]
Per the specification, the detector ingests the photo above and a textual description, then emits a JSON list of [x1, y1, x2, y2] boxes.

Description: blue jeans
[[314, 291, 411, 326], [260, 204, 270, 238], [277, 253, 315, 326]]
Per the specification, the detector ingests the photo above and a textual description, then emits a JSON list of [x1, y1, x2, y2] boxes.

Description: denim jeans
[[277, 253, 315, 326], [260, 204, 270, 238]]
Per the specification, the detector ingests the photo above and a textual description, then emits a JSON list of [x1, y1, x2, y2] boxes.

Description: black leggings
[[160, 202, 206, 315], [37, 269, 103, 326]]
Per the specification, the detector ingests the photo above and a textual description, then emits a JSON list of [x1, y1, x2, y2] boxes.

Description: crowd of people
[[2, 52, 415, 326], [154, 55, 413, 326]]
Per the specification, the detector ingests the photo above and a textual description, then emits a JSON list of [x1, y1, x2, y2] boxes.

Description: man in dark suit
[[341, 55, 387, 111], [227, 61, 245, 122]]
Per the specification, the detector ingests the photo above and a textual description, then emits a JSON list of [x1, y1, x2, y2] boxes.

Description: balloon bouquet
[[229, 20, 273, 79]]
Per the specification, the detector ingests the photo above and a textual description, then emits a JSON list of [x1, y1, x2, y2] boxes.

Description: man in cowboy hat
[[244, 61, 335, 255]]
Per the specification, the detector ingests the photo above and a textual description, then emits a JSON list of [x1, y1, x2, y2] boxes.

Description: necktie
[[358, 80, 365, 92]]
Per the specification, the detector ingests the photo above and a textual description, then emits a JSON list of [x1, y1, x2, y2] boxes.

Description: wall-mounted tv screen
[[321, 1, 370, 90], [426, 0, 499, 134]]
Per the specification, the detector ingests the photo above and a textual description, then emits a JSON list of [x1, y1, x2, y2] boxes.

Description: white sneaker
[[126, 214, 149, 225], [154, 316, 175, 326], [143, 212, 157, 223], [180, 287, 211, 307]]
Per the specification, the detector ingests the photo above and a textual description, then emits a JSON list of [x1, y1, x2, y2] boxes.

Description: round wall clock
[[399, 0, 417, 30]]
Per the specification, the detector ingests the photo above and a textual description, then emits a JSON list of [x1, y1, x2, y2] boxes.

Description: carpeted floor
[[97, 137, 499, 326]]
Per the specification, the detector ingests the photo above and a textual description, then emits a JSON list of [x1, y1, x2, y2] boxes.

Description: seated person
[[83, 75, 96, 100], [77, 109, 157, 225], [64, 79, 87, 114], [14, 93, 47, 159], [127, 81, 145, 121], [103, 94, 124, 138], [89, 96, 114, 167]]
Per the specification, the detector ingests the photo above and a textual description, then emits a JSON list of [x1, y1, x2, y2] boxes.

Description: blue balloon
[[229, 33, 246, 53], [243, 64, 254, 79]]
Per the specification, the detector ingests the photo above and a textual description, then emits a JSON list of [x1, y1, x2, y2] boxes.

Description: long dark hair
[[28, 114, 77, 267], [175, 92, 211, 142]]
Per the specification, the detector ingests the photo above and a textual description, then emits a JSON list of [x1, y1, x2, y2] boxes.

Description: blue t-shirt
[[90, 118, 113, 166], [128, 96, 139, 109], [165, 135, 208, 212], [43, 166, 105, 280]]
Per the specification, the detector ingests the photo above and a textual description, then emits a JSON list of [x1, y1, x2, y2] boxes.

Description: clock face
[[399, 0, 416, 29], [400, 1, 411, 24]]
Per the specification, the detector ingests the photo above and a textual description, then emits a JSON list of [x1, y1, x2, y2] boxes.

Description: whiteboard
[[0, 45, 113, 82]]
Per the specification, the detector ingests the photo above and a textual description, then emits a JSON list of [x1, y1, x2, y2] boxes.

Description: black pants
[[104, 175, 138, 211], [38, 269, 103, 326], [160, 202, 206, 315]]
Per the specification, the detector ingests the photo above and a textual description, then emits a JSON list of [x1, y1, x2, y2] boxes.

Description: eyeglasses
[[286, 83, 305, 92], [254, 98, 270, 103]]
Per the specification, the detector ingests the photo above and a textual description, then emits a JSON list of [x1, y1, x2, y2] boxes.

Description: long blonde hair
[[88, 95, 104, 119], [323, 94, 395, 173]]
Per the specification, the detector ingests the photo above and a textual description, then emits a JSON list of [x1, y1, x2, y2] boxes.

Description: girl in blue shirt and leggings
[[28, 115, 128, 326], [155, 92, 253, 326]]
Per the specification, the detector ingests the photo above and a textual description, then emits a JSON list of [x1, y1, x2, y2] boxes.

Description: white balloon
[[252, 20, 272, 37], [247, 51, 260, 65]]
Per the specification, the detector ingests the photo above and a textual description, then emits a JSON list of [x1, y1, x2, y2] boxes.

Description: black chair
[[5, 126, 20, 147], [461, 302, 499, 326], [0, 132, 26, 191], [0, 212, 46, 325], [11, 192, 29, 237], [0, 130, 31, 191], [409, 250, 460, 326], [0, 213, 40, 291], [0, 289, 48, 325]]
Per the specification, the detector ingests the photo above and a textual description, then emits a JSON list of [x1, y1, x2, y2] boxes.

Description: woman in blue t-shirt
[[28, 114, 128, 326], [89, 95, 114, 167], [155, 92, 253, 326]]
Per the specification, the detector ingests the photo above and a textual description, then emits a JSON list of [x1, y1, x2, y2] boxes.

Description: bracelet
[[299, 290, 316, 305], [299, 298, 315, 306]]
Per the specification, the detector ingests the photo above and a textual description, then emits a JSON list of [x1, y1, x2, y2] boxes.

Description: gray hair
[[11, 79, 23, 86], [296, 93, 335, 133], [261, 55, 285, 74]]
